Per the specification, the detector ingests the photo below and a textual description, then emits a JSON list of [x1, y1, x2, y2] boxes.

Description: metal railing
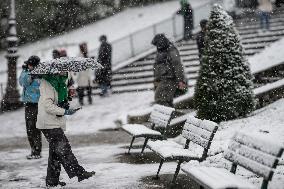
[[88, 0, 213, 66]]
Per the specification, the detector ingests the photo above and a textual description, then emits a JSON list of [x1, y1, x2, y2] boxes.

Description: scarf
[[43, 75, 68, 103]]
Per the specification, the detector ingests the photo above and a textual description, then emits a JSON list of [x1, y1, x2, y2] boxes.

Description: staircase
[[97, 6, 284, 95]]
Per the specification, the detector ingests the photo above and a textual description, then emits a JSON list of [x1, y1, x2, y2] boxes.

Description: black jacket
[[98, 42, 112, 71], [196, 30, 206, 57], [97, 42, 112, 84]]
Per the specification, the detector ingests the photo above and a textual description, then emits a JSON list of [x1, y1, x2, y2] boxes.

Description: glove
[[64, 109, 78, 115]]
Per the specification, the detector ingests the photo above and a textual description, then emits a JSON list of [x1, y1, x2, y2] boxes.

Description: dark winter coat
[[177, 4, 194, 29], [152, 44, 185, 82], [196, 30, 206, 58], [152, 34, 186, 107], [97, 42, 112, 84]]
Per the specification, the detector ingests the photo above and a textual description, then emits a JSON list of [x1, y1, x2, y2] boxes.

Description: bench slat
[[182, 130, 209, 148], [183, 123, 212, 140], [152, 104, 175, 115], [229, 141, 278, 168], [182, 165, 257, 189], [149, 105, 174, 128], [199, 120, 218, 132], [233, 132, 283, 156], [224, 149, 273, 180]]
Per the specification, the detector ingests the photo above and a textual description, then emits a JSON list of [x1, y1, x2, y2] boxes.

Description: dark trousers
[[25, 103, 42, 155], [77, 86, 92, 105], [41, 128, 85, 185], [184, 17, 193, 40], [260, 12, 270, 30]]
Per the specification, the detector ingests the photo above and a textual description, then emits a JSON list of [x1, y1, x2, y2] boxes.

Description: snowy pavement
[[0, 90, 283, 188]]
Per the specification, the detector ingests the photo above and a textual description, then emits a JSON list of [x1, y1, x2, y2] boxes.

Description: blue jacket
[[19, 70, 40, 103]]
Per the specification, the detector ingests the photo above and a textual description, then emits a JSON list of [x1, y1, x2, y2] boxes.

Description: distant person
[[258, 0, 273, 31], [59, 49, 67, 57], [37, 72, 95, 187], [77, 43, 92, 105], [19, 56, 42, 159], [52, 49, 61, 59], [196, 19, 208, 59], [97, 35, 112, 96], [177, 0, 194, 40], [52, 49, 75, 98], [151, 34, 186, 107]]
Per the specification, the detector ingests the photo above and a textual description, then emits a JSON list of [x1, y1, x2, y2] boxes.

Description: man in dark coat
[[97, 35, 112, 96], [196, 19, 208, 59], [177, 1, 194, 40], [152, 34, 186, 107]]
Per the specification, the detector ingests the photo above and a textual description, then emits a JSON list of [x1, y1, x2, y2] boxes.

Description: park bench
[[122, 104, 175, 154], [147, 116, 218, 183], [181, 132, 284, 189]]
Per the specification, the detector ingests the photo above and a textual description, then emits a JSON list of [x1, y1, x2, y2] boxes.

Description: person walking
[[77, 43, 92, 105], [36, 73, 95, 187], [258, 0, 273, 31], [151, 34, 187, 107], [177, 0, 194, 40], [97, 35, 112, 96], [196, 19, 208, 59], [19, 56, 42, 159]]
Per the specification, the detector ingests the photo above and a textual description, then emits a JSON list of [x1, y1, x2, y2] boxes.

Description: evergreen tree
[[194, 4, 255, 123]]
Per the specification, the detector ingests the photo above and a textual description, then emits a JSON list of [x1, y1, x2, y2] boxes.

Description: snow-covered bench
[[147, 116, 218, 183], [181, 132, 284, 189], [122, 104, 175, 154]]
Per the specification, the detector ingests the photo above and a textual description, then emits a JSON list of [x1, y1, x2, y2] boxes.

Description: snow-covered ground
[[0, 90, 283, 188], [0, 91, 154, 139]]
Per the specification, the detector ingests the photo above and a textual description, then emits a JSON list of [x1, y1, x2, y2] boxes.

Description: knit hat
[[151, 33, 171, 50], [25, 56, 40, 67]]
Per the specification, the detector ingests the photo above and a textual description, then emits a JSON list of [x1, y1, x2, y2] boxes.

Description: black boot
[[78, 171, 96, 182]]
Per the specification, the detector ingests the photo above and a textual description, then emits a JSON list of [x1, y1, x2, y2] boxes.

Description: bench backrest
[[182, 116, 218, 160], [149, 104, 175, 129], [224, 132, 284, 182]]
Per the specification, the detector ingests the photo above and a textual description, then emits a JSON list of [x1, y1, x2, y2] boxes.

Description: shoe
[[46, 181, 66, 187], [78, 171, 96, 182], [26, 154, 41, 160]]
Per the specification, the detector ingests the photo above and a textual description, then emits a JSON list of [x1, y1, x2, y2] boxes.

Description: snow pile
[[250, 37, 284, 74]]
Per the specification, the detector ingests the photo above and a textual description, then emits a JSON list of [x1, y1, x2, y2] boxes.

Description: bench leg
[[172, 160, 182, 184], [154, 159, 164, 179], [261, 179, 268, 189], [141, 138, 149, 154], [128, 136, 135, 154]]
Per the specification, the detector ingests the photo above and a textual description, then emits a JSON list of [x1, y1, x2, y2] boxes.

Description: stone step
[[106, 9, 284, 94], [116, 64, 200, 75], [113, 67, 199, 81]]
